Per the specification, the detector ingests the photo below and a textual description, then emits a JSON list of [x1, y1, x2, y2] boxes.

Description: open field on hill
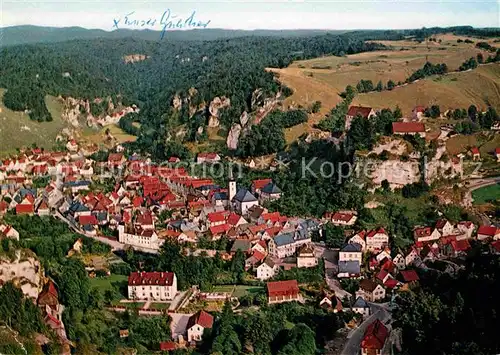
[[0, 88, 67, 157], [81, 124, 137, 147], [446, 132, 500, 156], [269, 34, 499, 141], [352, 64, 500, 115]]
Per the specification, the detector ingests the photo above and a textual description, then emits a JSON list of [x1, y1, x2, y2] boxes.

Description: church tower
[[228, 169, 237, 203]]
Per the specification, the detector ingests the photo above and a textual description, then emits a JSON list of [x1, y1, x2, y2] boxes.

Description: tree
[[311, 101, 322, 113], [387, 80, 395, 90], [477, 53, 484, 64], [277, 323, 316, 355], [468, 105, 478, 121], [323, 223, 346, 248], [347, 114, 375, 151], [425, 105, 440, 118], [394, 105, 403, 119], [381, 179, 390, 192], [375, 80, 383, 92]]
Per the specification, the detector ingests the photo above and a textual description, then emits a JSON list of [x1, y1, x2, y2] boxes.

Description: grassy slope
[[0, 89, 67, 157], [269, 34, 499, 142]]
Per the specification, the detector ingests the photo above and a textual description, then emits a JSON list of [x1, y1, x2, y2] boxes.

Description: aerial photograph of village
[[0, 0, 499, 354]]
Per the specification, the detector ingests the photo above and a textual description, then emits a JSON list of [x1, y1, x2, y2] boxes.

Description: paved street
[[54, 210, 158, 254], [341, 304, 390, 355]]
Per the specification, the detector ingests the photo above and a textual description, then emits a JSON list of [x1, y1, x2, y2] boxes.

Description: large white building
[[232, 189, 259, 215], [268, 232, 311, 259], [127, 271, 177, 301], [118, 225, 162, 250]]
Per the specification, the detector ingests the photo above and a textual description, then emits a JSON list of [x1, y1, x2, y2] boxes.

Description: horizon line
[[2, 24, 499, 33]]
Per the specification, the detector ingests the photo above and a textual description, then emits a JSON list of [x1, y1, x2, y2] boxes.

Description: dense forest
[[0, 32, 386, 159], [394, 246, 500, 355]]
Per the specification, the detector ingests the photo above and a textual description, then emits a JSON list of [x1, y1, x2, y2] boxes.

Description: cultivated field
[[268, 33, 500, 141], [0, 88, 68, 157]]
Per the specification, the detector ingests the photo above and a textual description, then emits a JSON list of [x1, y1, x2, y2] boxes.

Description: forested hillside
[[0, 33, 384, 159]]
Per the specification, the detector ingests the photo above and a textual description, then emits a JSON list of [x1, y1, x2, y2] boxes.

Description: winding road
[[340, 303, 391, 355]]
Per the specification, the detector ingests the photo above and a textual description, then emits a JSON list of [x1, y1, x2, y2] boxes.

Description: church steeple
[[228, 168, 237, 203]]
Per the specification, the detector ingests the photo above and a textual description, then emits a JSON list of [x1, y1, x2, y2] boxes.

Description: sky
[[1, 0, 499, 31]]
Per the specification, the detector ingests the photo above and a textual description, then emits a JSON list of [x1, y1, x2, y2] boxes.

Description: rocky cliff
[[0, 249, 43, 300], [123, 54, 149, 63], [60, 96, 138, 129], [208, 96, 230, 128]]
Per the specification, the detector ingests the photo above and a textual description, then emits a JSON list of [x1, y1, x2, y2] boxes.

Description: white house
[[356, 279, 386, 302], [127, 271, 177, 301], [348, 231, 367, 252], [365, 228, 389, 252], [118, 225, 162, 250], [477, 226, 500, 241], [456, 221, 475, 239], [0, 224, 19, 241], [435, 219, 454, 236], [186, 311, 214, 342], [296, 245, 317, 268], [351, 296, 371, 318], [268, 232, 310, 259], [413, 227, 441, 243], [233, 189, 259, 215], [339, 243, 362, 264], [392, 253, 406, 269], [259, 182, 283, 202], [256, 258, 279, 281], [330, 211, 357, 226]]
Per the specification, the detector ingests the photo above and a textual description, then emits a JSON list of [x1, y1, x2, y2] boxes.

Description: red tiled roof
[[384, 278, 399, 289], [252, 250, 266, 261], [267, 280, 299, 297], [361, 319, 388, 350], [187, 310, 214, 330], [414, 227, 432, 238], [491, 240, 500, 252], [478, 225, 500, 237], [392, 122, 425, 133], [197, 152, 219, 160], [227, 212, 242, 226], [332, 212, 355, 222], [108, 153, 124, 162], [347, 106, 373, 118], [16, 204, 34, 214], [376, 270, 388, 281], [79, 215, 98, 225], [210, 224, 230, 235], [252, 178, 272, 190], [208, 211, 226, 223], [367, 227, 387, 239], [128, 271, 175, 286], [0, 201, 8, 212], [136, 211, 153, 225], [471, 147, 480, 155], [496, 148, 500, 155], [451, 239, 471, 252], [261, 212, 281, 223], [159, 341, 176, 351], [400, 270, 419, 283]]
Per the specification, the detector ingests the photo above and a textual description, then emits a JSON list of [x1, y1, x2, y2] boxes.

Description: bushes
[[459, 57, 478, 71], [407, 62, 447, 82]]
